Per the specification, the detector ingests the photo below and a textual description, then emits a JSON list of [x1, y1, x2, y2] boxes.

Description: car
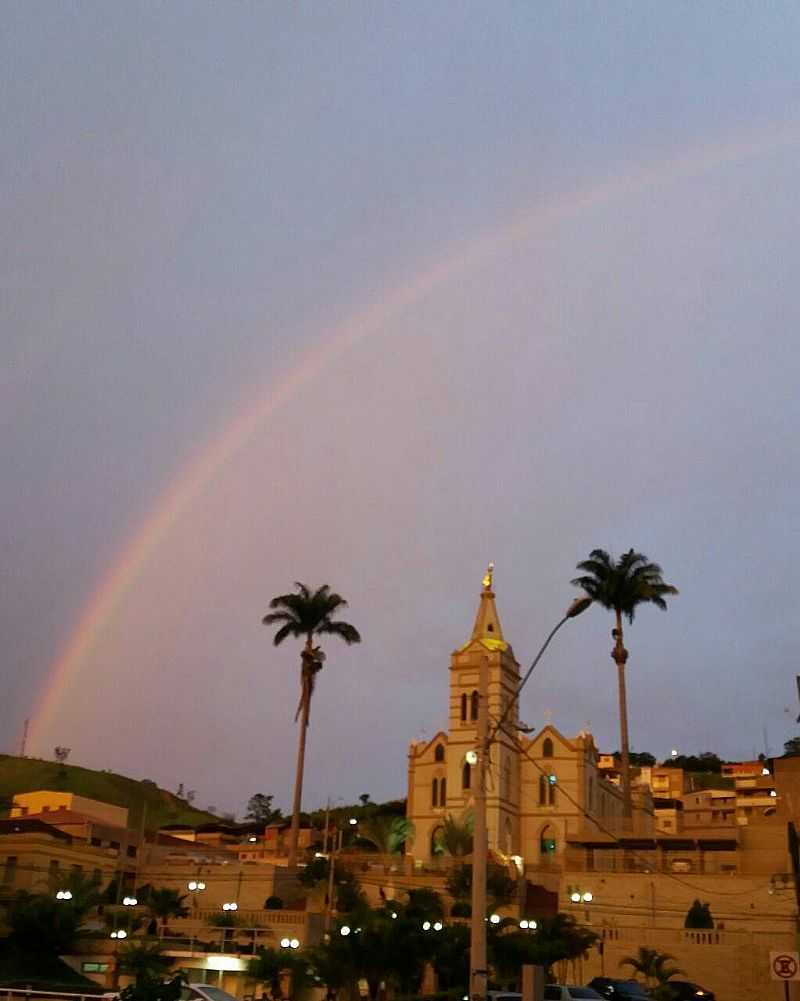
[[660, 982, 715, 1000], [545, 987, 605, 1000], [181, 986, 240, 1001], [588, 978, 651, 1000]]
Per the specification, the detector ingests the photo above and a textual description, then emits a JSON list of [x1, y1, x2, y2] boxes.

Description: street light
[[123, 896, 138, 906], [56, 890, 73, 900], [110, 930, 127, 940], [470, 591, 591, 1001], [340, 925, 351, 936], [223, 902, 238, 911]]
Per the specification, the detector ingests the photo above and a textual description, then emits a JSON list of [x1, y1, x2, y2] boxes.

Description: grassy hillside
[[0, 754, 217, 830]]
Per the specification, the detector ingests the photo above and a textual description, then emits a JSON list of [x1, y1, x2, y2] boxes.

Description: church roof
[[458, 563, 509, 652]]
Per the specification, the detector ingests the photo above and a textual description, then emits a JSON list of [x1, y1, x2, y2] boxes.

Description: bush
[[264, 896, 284, 910], [450, 900, 471, 917], [684, 899, 713, 929]]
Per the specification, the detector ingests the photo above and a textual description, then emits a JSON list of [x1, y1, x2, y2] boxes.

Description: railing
[[0, 990, 107, 1001]]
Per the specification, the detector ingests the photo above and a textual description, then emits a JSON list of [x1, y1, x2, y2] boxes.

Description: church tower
[[446, 564, 522, 855]]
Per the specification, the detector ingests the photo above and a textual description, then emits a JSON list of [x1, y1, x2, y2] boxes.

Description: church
[[406, 567, 629, 866]]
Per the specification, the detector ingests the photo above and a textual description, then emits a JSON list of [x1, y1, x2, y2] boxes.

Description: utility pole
[[470, 657, 489, 1001], [19, 718, 29, 758]]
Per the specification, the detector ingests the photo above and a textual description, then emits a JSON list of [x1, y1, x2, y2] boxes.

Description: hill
[[0, 755, 218, 830]]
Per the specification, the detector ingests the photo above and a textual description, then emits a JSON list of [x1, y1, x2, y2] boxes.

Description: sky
[[2, 2, 800, 819]]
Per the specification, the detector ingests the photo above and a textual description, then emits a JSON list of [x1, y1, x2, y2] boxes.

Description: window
[[2, 856, 17, 886], [440, 777, 447, 806], [49, 859, 60, 877], [540, 825, 556, 856], [542, 738, 554, 758], [471, 690, 479, 721], [539, 775, 548, 805], [487, 623, 494, 632], [82, 962, 109, 973], [463, 762, 472, 790], [434, 744, 445, 762], [432, 778, 439, 808], [461, 693, 467, 722], [430, 826, 445, 856], [126, 845, 137, 858]]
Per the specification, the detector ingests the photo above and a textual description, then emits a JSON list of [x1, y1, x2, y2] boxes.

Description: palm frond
[[317, 620, 362, 644], [272, 622, 298, 646]]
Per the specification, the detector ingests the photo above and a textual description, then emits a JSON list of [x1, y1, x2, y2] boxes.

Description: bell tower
[[447, 564, 521, 855]]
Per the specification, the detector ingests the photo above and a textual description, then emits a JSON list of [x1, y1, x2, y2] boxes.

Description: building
[[11, 790, 129, 828], [404, 571, 800, 1001], [407, 570, 647, 868]]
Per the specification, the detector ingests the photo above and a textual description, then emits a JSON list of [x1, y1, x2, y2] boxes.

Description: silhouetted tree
[[573, 549, 677, 816], [263, 583, 361, 866]]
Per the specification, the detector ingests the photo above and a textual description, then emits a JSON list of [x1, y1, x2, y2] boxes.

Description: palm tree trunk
[[287, 639, 313, 868], [614, 609, 633, 823]]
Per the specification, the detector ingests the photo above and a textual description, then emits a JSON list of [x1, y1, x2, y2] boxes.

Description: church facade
[[406, 569, 628, 866]]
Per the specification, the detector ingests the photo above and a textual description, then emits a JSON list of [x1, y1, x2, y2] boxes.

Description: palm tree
[[357, 815, 415, 859], [145, 887, 189, 936], [620, 947, 685, 998], [263, 582, 361, 867], [434, 812, 474, 857], [572, 549, 677, 818], [117, 941, 174, 986]]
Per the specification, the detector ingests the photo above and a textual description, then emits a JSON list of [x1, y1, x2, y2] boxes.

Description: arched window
[[548, 779, 557, 806], [434, 744, 445, 762], [432, 778, 439, 808], [471, 690, 479, 721], [542, 737, 554, 758], [431, 826, 445, 856], [460, 693, 467, 722], [540, 824, 557, 856], [463, 762, 472, 790], [538, 775, 548, 805], [440, 777, 447, 806]]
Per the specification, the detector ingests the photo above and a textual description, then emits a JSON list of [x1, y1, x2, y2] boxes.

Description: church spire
[[470, 562, 506, 644]]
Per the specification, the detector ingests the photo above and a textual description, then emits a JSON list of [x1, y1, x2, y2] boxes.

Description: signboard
[[771, 951, 800, 981]]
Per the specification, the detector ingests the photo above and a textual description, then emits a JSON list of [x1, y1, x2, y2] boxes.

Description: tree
[[446, 862, 516, 910], [628, 751, 656, 766], [404, 887, 444, 921], [7, 891, 85, 957], [491, 914, 598, 984], [145, 887, 189, 935], [785, 737, 800, 757], [357, 815, 415, 858], [684, 899, 714, 929], [572, 549, 677, 817], [246, 793, 284, 825], [620, 947, 685, 999], [263, 582, 361, 867], [119, 974, 185, 1001], [434, 811, 474, 856], [117, 942, 174, 986]]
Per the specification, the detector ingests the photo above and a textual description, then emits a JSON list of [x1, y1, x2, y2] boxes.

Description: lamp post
[[469, 594, 591, 1001]]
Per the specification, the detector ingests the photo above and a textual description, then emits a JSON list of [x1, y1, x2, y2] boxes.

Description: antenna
[[763, 723, 771, 759], [19, 718, 29, 758]]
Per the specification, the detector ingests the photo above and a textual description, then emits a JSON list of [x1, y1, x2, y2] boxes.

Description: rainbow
[[28, 119, 800, 749]]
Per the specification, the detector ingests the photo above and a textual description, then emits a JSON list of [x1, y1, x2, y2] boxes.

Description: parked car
[[181, 986, 239, 1001], [545, 987, 605, 1000], [588, 978, 651, 1000], [660, 982, 715, 1000]]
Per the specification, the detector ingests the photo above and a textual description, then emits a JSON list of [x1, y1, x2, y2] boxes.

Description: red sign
[[770, 951, 800, 981]]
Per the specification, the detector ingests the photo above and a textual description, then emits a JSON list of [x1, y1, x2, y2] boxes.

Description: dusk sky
[[3, 3, 800, 819]]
